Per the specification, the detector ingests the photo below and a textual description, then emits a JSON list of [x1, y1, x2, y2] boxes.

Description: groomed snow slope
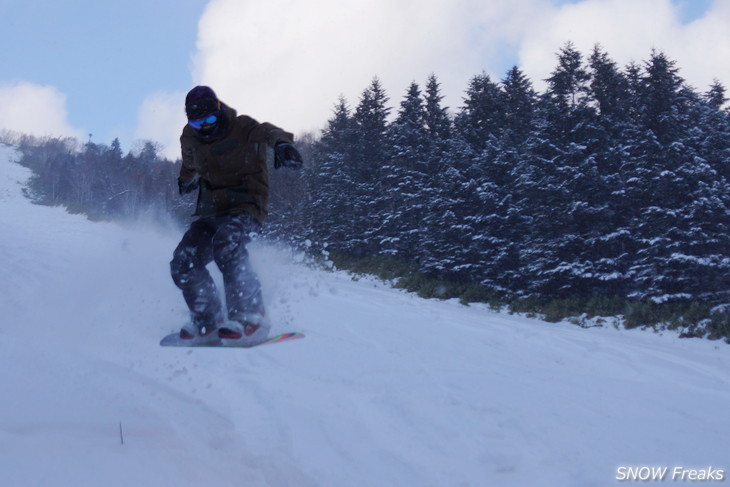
[[1, 144, 728, 487]]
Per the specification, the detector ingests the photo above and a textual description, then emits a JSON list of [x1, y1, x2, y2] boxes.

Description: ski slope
[[1, 144, 728, 486]]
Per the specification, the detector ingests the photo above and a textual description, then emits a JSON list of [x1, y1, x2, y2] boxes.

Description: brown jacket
[[179, 104, 293, 223]]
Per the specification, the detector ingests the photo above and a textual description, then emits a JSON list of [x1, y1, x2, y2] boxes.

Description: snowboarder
[[171, 85, 303, 343]]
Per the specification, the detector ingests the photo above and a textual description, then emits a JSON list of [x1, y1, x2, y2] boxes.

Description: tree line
[[274, 44, 730, 308], [8, 136, 192, 224]]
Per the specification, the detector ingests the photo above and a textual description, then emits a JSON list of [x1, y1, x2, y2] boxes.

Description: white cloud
[[0, 82, 85, 139], [517, 0, 730, 92], [186, 0, 728, 139], [190, 0, 547, 136], [134, 91, 187, 161]]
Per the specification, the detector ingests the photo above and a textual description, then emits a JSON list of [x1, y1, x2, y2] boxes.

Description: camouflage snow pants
[[170, 213, 264, 329]]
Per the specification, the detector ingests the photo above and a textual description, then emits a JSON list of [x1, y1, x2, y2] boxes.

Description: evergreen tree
[[583, 46, 637, 294], [705, 80, 728, 110], [437, 73, 512, 288], [353, 77, 390, 166], [589, 45, 630, 125], [622, 51, 721, 299], [349, 77, 391, 255], [640, 50, 684, 143], [380, 82, 430, 257], [515, 43, 608, 296], [473, 67, 537, 293], [546, 42, 591, 114], [309, 96, 358, 250], [455, 72, 505, 153], [418, 134, 480, 281], [423, 74, 452, 156], [500, 66, 536, 145], [109, 138, 123, 160], [700, 81, 730, 181], [418, 74, 455, 272]]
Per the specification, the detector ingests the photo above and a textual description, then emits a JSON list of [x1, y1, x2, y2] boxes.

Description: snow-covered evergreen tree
[[309, 96, 357, 250], [455, 72, 505, 153], [349, 78, 391, 256], [379, 82, 430, 257], [423, 74, 452, 157], [500, 66, 537, 146]]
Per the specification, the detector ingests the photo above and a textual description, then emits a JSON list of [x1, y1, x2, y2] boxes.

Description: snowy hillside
[[1, 144, 728, 487]]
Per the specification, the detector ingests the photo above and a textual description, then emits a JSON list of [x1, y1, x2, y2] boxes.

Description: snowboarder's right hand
[[178, 178, 199, 195]]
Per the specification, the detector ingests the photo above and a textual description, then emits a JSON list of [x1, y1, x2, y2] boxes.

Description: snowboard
[[160, 331, 304, 348]]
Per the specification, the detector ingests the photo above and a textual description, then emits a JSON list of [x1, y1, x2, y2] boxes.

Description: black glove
[[274, 142, 303, 170], [178, 178, 199, 195]]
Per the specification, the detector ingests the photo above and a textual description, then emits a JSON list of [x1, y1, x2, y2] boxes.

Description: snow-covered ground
[[1, 144, 728, 487]]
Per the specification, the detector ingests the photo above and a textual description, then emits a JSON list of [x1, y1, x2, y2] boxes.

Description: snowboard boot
[[179, 322, 220, 344], [218, 311, 270, 341]]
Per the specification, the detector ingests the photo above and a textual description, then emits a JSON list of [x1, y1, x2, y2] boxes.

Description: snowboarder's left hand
[[274, 142, 303, 170], [178, 177, 199, 195]]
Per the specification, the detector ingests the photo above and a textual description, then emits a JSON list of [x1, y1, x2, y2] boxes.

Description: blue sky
[[676, 0, 714, 22], [0, 0, 724, 160], [0, 0, 204, 145]]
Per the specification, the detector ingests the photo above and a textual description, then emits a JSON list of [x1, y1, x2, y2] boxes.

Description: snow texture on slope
[[0, 144, 728, 486]]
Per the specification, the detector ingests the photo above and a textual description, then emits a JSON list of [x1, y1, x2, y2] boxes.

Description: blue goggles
[[188, 113, 218, 129]]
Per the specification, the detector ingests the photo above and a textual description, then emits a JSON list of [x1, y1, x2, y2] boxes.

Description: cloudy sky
[[0, 0, 725, 160]]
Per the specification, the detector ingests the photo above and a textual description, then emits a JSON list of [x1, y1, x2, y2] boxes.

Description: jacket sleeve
[[178, 132, 198, 183], [249, 119, 294, 147]]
